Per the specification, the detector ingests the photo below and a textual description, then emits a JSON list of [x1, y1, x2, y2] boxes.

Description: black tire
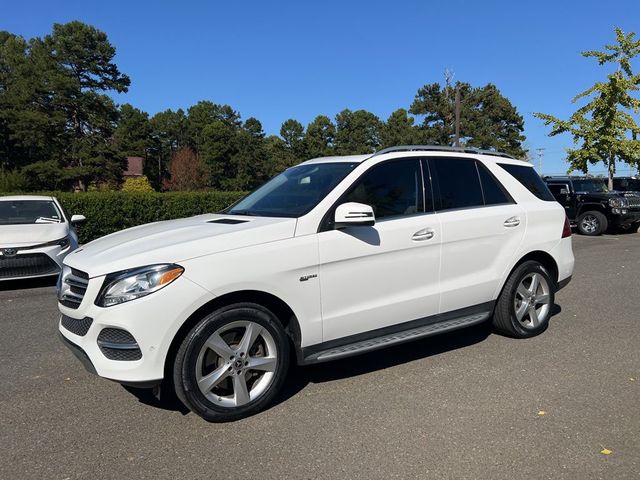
[[173, 303, 290, 422], [626, 222, 640, 234], [576, 210, 607, 236], [492, 261, 555, 338]]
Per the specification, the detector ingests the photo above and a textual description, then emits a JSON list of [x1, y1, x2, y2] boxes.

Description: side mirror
[[334, 202, 375, 228], [70, 214, 86, 225], [559, 188, 569, 195]]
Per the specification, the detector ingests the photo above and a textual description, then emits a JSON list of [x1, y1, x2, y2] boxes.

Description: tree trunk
[[608, 154, 615, 191]]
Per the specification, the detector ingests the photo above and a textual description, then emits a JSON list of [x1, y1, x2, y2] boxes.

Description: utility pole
[[454, 84, 461, 147], [536, 148, 545, 174]]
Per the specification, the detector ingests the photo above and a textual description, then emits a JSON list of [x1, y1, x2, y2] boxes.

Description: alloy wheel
[[195, 320, 278, 407], [580, 214, 599, 234], [513, 272, 551, 329]]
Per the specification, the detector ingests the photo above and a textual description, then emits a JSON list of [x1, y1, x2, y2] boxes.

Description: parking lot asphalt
[[1, 233, 639, 480]]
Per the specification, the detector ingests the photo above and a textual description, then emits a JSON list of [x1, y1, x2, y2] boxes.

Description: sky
[[3, 0, 640, 175]]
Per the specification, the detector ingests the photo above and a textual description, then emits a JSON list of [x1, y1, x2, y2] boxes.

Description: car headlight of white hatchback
[[96, 264, 184, 307]]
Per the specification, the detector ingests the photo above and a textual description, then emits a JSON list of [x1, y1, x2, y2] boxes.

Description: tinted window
[[430, 157, 484, 210], [477, 163, 513, 205], [572, 178, 607, 193], [498, 163, 555, 201], [547, 184, 569, 196], [343, 159, 424, 219]]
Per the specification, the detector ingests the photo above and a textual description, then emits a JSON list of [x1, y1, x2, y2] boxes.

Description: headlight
[[609, 197, 629, 208], [96, 264, 184, 307]]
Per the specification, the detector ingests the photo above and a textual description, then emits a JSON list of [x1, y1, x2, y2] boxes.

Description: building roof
[[123, 156, 144, 177]]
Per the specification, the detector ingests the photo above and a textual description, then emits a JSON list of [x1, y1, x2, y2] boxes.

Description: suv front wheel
[[173, 303, 290, 422], [492, 261, 555, 338], [577, 211, 607, 236]]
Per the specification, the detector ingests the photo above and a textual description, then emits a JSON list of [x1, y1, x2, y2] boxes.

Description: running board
[[303, 311, 491, 364]]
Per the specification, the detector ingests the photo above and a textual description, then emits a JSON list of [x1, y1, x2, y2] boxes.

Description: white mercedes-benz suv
[[57, 146, 574, 422]]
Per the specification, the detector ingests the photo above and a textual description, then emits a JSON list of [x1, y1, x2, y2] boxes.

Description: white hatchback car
[[58, 146, 574, 421], [0, 195, 85, 281]]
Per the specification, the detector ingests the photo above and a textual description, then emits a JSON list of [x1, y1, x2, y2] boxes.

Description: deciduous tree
[[535, 27, 640, 187]]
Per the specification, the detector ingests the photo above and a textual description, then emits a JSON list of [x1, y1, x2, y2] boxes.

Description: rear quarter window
[[497, 163, 555, 201]]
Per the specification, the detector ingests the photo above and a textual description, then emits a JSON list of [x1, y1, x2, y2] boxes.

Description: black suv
[[544, 176, 640, 235]]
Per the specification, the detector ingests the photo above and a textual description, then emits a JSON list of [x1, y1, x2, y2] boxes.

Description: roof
[[300, 145, 530, 166], [301, 154, 371, 165], [0, 195, 55, 201], [123, 156, 144, 176]]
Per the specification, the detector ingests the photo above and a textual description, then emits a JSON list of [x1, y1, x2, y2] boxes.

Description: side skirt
[[299, 302, 494, 365]]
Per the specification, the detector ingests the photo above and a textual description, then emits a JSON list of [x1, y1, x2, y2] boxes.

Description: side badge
[[299, 274, 318, 282]]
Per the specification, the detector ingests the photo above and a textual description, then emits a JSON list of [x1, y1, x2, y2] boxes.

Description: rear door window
[[429, 157, 484, 210], [477, 163, 513, 205]]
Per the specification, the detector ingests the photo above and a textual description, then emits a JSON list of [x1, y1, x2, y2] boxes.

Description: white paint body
[[58, 151, 574, 384]]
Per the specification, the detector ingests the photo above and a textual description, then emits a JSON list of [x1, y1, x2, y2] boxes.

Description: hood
[[576, 191, 620, 200], [64, 214, 297, 278], [0, 222, 68, 247]]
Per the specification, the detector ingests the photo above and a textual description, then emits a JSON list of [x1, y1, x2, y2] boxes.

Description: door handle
[[504, 216, 521, 228], [412, 228, 435, 241]]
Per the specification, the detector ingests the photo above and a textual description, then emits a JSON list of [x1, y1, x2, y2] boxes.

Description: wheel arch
[[576, 203, 607, 216], [498, 250, 559, 299], [163, 290, 302, 379]]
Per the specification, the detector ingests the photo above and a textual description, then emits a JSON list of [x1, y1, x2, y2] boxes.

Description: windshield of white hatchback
[[0, 200, 63, 225]]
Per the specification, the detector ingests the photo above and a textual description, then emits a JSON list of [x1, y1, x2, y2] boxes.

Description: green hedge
[[16, 191, 246, 244]]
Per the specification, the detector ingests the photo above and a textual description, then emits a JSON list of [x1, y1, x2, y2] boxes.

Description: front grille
[[59, 268, 89, 309], [61, 314, 93, 336], [625, 194, 640, 209], [0, 252, 59, 279], [97, 328, 142, 361]]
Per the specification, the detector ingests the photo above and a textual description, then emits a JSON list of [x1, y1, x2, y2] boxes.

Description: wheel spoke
[[535, 294, 550, 305], [238, 322, 262, 354], [517, 284, 531, 299], [515, 301, 528, 321], [198, 365, 230, 392], [529, 274, 540, 295], [233, 373, 251, 405], [247, 355, 277, 372], [204, 332, 234, 358], [528, 306, 539, 326]]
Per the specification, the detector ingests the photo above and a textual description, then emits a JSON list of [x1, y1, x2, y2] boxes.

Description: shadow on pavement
[[0, 275, 58, 291], [121, 303, 564, 417]]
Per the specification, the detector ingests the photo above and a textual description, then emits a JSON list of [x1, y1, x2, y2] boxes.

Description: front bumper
[[58, 273, 215, 385], [0, 244, 71, 281], [609, 211, 640, 227]]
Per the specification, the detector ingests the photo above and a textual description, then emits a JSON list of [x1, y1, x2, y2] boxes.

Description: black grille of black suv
[[61, 314, 93, 337], [59, 268, 89, 309], [97, 328, 142, 361], [626, 195, 640, 209], [0, 253, 59, 279]]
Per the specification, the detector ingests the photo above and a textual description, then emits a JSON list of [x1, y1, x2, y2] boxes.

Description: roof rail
[[371, 145, 517, 160]]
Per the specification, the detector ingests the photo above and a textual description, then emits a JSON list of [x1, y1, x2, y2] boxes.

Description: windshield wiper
[[35, 217, 62, 224], [228, 210, 262, 217]]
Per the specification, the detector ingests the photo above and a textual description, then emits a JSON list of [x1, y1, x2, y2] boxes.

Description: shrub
[[163, 147, 209, 191], [0, 168, 28, 192], [14, 191, 246, 244], [121, 176, 155, 192]]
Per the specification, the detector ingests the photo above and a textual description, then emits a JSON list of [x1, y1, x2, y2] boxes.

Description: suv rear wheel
[[577, 211, 607, 236], [173, 303, 290, 422], [492, 261, 555, 338]]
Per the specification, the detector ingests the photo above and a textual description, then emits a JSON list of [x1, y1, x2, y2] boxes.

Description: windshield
[[613, 178, 640, 191], [227, 162, 358, 217], [0, 200, 63, 225], [572, 179, 608, 193]]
